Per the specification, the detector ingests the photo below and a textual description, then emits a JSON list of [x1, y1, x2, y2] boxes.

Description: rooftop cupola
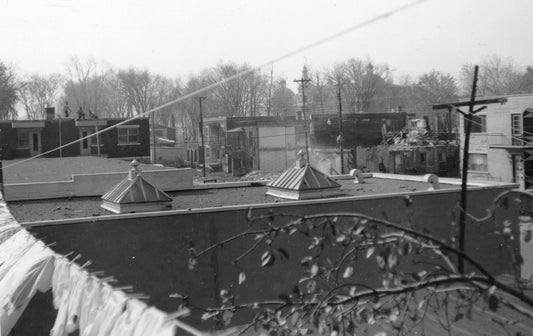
[[101, 160, 172, 214], [266, 150, 343, 200]]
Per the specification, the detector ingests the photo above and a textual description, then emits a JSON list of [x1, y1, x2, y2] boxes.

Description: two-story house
[[436, 94, 533, 189]]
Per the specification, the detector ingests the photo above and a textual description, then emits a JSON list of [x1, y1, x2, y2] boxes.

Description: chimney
[[295, 150, 307, 168], [128, 160, 141, 179], [45, 107, 55, 120]]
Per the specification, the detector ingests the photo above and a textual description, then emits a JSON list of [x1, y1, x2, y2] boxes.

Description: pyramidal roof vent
[[266, 151, 342, 200], [101, 160, 172, 214]]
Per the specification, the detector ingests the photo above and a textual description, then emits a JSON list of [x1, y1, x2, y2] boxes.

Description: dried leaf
[[301, 255, 313, 266], [336, 234, 347, 243], [238, 272, 246, 285], [246, 207, 253, 221], [310, 264, 319, 277], [376, 255, 385, 270], [201, 311, 218, 320], [261, 252, 275, 267], [343, 266, 354, 278], [387, 253, 398, 269], [187, 257, 197, 270], [366, 247, 375, 259]]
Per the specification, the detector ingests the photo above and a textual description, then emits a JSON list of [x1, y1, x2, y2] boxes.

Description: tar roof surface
[[2, 157, 173, 184], [7, 178, 459, 223]]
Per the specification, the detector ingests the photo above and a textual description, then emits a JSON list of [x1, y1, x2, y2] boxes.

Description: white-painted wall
[[458, 94, 533, 185]]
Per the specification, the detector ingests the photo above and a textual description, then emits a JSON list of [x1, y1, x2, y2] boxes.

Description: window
[[17, 129, 29, 148], [467, 153, 488, 172], [420, 153, 426, 164], [117, 126, 139, 145], [512, 114, 522, 137], [469, 115, 487, 133]]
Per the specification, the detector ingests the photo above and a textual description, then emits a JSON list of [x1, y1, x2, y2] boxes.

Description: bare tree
[[342, 58, 391, 113], [98, 71, 130, 118], [520, 66, 533, 94], [19, 74, 63, 119], [460, 55, 523, 96], [206, 62, 268, 117], [63, 57, 111, 116], [117, 68, 157, 115], [265, 65, 275, 116], [404, 71, 458, 113], [0, 60, 19, 120]]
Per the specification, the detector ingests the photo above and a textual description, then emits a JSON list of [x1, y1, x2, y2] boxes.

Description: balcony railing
[[487, 133, 508, 146], [487, 133, 530, 147]]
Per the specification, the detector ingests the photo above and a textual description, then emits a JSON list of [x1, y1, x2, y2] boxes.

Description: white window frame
[[117, 125, 140, 145], [511, 113, 523, 138]]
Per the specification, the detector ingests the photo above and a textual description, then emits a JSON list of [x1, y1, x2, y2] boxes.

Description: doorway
[[80, 129, 91, 155], [29, 131, 41, 156]]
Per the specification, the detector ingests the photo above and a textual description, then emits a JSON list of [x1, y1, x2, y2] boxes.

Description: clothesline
[[0, 196, 207, 336]]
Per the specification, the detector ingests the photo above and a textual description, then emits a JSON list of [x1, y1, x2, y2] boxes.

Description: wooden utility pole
[[195, 96, 207, 178], [294, 76, 312, 161], [432, 66, 507, 273], [151, 113, 157, 163], [337, 83, 344, 174], [457, 65, 480, 273]]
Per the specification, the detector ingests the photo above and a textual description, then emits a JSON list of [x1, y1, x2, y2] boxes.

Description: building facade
[[194, 116, 305, 175], [187, 113, 408, 176], [0, 112, 150, 159], [448, 94, 533, 189]]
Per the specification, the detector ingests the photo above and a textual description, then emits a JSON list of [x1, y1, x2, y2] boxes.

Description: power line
[[2, 0, 429, 170]]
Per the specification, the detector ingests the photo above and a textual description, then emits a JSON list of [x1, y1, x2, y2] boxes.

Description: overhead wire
[[2, 0, 429, 170]]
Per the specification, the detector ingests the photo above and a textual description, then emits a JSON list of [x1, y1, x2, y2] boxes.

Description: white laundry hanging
[[0, 239, 54, 336]]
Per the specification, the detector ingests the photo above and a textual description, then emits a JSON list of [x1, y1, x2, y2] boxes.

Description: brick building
[[0, 109, 150, 159]]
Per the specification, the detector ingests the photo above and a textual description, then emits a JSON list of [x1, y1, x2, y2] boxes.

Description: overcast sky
[[1, 0, 532, 90]]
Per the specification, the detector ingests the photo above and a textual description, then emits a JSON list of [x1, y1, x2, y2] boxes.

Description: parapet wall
[[25, 183, 522, 328], [4, 168, 194, 201]]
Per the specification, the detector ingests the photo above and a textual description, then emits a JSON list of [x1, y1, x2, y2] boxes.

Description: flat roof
[[1, 157, 174, 184], [7, 177, 459, 223]]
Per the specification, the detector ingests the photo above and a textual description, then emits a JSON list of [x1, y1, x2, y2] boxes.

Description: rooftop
[[8, 176, 460, 223], [1, 157, 173, 184]]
